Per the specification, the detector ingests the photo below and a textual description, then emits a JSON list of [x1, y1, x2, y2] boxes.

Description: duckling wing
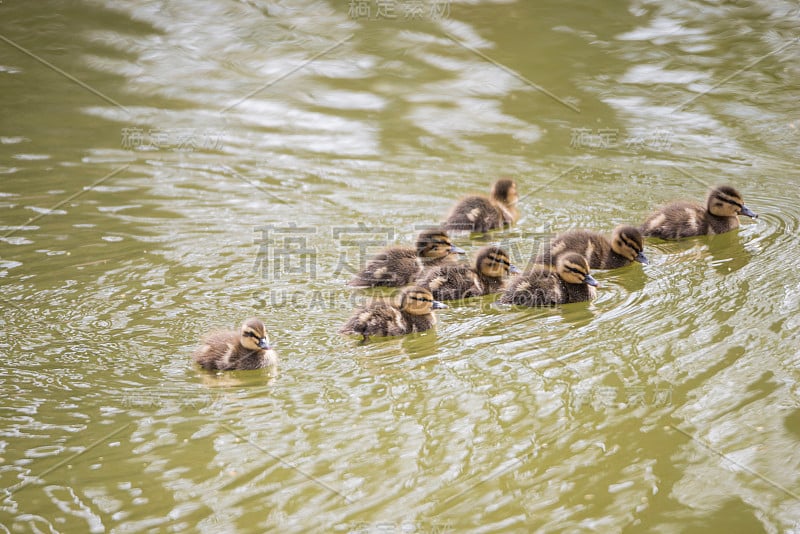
[[192, 331, 238, 370], [499, 272, 560, 306], [417, 264, 482, 301], [340, 302, 408, 338], [536, 231, 610, 270], [641, 201, 707, 239], [444, 196, 503, 233], [348, 247, 419, 287]]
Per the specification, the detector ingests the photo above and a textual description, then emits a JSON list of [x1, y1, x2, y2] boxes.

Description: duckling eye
[[409, 296, 432, 303], [243, 331, 257, 338]]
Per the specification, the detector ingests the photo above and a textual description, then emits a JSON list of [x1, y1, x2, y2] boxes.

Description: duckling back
[[348, 246, 421, 287], [499, 267, 564, 306], [536, 227, 646, 269], [443, 179, 519, 234], [641, 201, 711, 240], [500, 253, 597, 306], [340, 300, 410, 338], [193, 319, 278, 371], [418, 245, 516, 300], [641, 186, 757, 239], [340, 286, 445, 341], [348, 229, 463, 287], [535, 230, 612, 270], [444, 195, 506, 234], [417, 263, 484, 301]]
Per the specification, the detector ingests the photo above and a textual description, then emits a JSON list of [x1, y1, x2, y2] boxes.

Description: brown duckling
[[417, 245, 520, 300], [535, 225, 648, 269], [499, 252, 598, 306], [443, 178, 519, 233], [193, 318, 277, 371], [340, 286, 446, 341], [348, 228, 465, 288], [641, 185, 757, 240]]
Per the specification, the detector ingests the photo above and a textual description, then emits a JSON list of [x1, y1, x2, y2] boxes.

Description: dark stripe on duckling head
[[417, 230, 457, 256]]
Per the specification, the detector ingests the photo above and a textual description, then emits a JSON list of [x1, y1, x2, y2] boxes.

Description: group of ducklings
[[193, 181, 757, 369]]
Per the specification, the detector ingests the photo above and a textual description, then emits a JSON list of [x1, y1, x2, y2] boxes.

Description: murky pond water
[[1, 1, 799, 532]]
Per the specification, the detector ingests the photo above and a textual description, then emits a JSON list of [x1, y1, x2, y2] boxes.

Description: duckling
[[444, 178, 519, 233], [499, 252, 598, 306], [535, 225, 648, 269], [348, 228, 465, 288], [340, 286, 446, 341], [641, 185, 757, 240], [193, 318, 277, 371], [417, 245, 520, 300]]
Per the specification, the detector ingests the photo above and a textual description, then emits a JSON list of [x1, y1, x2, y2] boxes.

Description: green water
[[1, 1, 799, 532]]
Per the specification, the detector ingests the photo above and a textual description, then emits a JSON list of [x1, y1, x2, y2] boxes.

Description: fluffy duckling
[[348, 228, 465, 288], [417, 245, 520, 300], [193, 318, 277, 371], [443, 178, 519, 233], [340, 286, 446, 341], [499, 252, 598, 306], [535, 225, 648, 270], [641, 185, 757, 240]]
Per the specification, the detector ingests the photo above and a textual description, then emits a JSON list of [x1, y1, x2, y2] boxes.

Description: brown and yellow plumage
[[340, 286, 446, 341], [641, 185, 757, 240], [417, 245, 519, 300], [193, 318, 278, 371], [500, 253, 598, 306], [535, 225, 647, 270], [443, 179, 519, 233], [348, 228, 464, 288]]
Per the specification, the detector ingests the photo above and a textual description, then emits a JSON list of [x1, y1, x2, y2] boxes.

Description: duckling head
[[476, 245, 521, 278], [240, 318, 273, 351], [399, 286, 447, 315], [707, 185, 757, 219], [556, 253, 598, 286], [491, 178, 518, 207], [611, 225, 648, 264], [416, 228, 465, 259]]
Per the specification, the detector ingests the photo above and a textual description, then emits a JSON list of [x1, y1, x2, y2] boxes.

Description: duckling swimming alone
[[417, 245, 520, 300], [499, 252, 598, 306], [193, 318, 277, 371], [348, 228, 465, 288], [535, 225, 648, 269], [340, 286, 446, 341], [443, 178, 519, 233], [641, 185, 757, 240]]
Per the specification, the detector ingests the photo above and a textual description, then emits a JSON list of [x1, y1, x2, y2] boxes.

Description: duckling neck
[[559, 278, 594, 302], [477, 271, 505, 292], [403, 311, 436, 331], [704, 210, 739, 233]]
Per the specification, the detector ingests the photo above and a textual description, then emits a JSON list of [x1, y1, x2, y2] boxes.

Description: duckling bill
[[193, 318, 278, 371], [340, 286, 446, 342], [641, 185, 757, 240]]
